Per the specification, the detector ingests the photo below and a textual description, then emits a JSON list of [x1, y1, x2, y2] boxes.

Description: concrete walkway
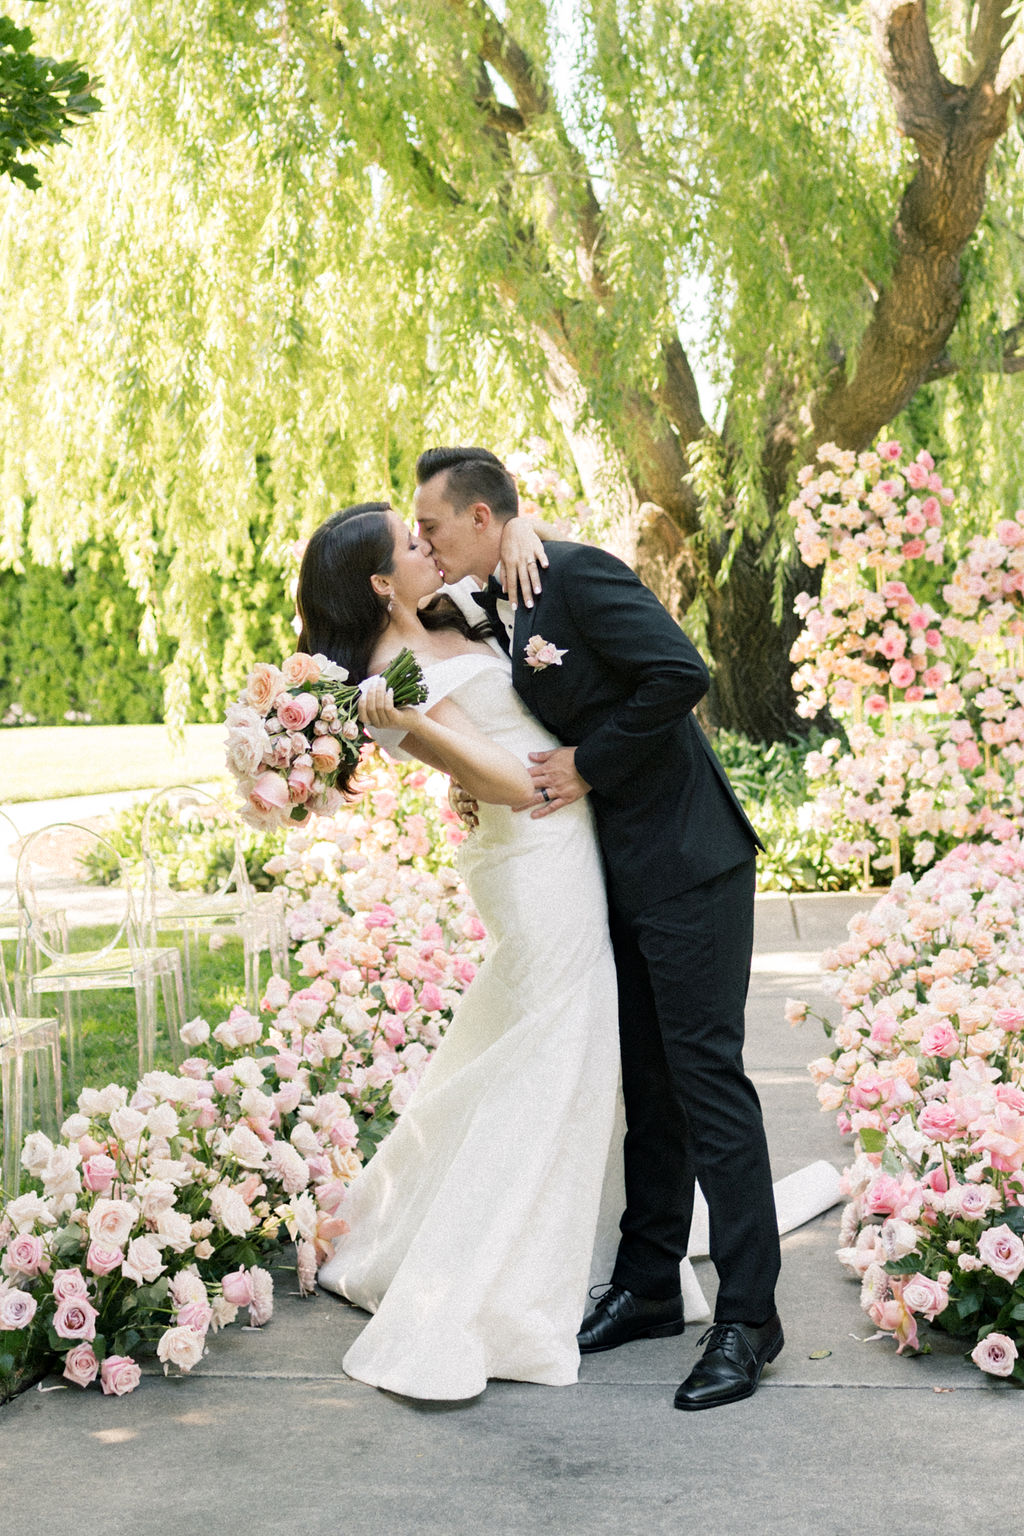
[[2, 891, 1020, 1535]]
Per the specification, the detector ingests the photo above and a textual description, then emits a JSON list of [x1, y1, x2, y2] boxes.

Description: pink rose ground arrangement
[[226, 647, 427, 830], [0, 758, 486, 1401], [793, 837, 1024, 1381]]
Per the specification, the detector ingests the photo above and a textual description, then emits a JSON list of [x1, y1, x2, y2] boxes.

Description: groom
[[413, 445, 783, 1411]]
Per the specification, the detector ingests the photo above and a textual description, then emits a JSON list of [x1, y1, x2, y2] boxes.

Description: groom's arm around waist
[[553, 543, 711, 795]]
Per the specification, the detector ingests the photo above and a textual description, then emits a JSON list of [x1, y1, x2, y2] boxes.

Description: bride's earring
[[386, 592, 395, 614]]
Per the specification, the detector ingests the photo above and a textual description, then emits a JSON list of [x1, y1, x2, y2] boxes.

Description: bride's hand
[[358, 676, 423, 734], [497, 518, 549, 611]]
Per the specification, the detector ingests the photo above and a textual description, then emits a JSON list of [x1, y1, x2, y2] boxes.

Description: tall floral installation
[[789, 440, 1024, 1383], [0, 751, 486, 1401]]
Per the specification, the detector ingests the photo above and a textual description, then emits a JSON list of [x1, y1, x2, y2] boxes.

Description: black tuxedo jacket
[[490, 541, 761, 915]]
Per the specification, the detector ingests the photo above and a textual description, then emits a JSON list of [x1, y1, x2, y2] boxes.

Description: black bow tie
[[471, 575, 506, 610]]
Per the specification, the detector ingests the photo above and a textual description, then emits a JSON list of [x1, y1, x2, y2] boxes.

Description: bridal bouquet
[[225, 649, 428, 829]]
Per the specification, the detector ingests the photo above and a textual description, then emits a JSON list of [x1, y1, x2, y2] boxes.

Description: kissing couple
[[308, 445, 786, 1411]]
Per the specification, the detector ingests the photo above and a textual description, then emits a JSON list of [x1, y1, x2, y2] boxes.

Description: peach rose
[[281, 653, 320, 687], [244, 663, 287, 715], [63, 1342, 100, 1388], [100, 1355, 141, 1396], [310, 734, 341, 773]]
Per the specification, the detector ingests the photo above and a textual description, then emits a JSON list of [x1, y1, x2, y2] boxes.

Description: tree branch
[[813, 0, 1017, 448], [926, 319, 1024, 379]]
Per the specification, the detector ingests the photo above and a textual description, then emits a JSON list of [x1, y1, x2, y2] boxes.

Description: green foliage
[[78, 797, 286, 894], [0, 8, 100, 188], [711, 726, 853, 891]]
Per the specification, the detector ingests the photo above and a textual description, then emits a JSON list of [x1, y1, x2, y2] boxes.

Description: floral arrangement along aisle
[[793, 838, 1024, 1381], [788, 441, 1024, 884], [0, 755, 485, 1400]]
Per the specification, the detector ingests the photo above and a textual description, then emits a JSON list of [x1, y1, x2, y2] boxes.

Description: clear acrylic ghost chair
[[16, 823, 186, 1080], [1, 941, 63, 1198], [141, 785, 289, 1011], [1, 805, 70, 1004]]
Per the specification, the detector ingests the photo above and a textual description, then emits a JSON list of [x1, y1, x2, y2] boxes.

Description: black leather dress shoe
[[673, 1314, 784, 1410], [577, 1285, 685, 1354]]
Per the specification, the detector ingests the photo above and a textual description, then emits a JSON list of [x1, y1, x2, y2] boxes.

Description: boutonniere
[[524, 635, 567, 671]]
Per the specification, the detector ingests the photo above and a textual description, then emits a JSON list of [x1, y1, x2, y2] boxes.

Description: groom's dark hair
[[416, 446, 518, 523]]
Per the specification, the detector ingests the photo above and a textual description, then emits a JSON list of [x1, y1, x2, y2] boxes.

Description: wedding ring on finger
[[540, 788, 551, 803]]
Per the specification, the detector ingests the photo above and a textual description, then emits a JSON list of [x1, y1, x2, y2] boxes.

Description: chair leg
[[159, 956, 186, 1067], [1, 1049, 25, 1198], [136, 973, 157, 1077]]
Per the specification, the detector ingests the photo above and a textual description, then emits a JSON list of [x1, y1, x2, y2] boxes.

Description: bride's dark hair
[[296, 499, 490, 686]]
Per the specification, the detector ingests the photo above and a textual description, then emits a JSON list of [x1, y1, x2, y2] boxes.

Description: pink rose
[[51, 1268, 90, 1304], [901, 1273, 949, 1321], [221, 1267, 255, 1308], [901, 539, 926, 560], [287, 763, 316, 803], [3, 1232, 47, 1277], [920, 1020, 959, 1059], [0, 1288, 38, 1330], [244, 663, 286, 715], [918, 1103, 958, 1142], [82, 1154, 118, 1193], [276, 693, 319, 732], [957, 741, 982, 771], [100, 1355, 141, 1396], [86, 1242, 123, 1277], [977, 1224, 1024, 1284], [53, 1297, 99, 1341], [878, 440, 902, 461], [971, 1332, 1019, 1378], [250, 770, 290, 814], [889, 659, 917, 689], [176, 1299, 213, 1334], [63, 1342, 100, 1388]]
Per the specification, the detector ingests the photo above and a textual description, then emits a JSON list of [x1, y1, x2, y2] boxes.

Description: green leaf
[[857, 1128, 887, 1154]]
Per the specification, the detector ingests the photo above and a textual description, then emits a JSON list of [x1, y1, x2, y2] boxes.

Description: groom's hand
[[518, 747, 591, 818]]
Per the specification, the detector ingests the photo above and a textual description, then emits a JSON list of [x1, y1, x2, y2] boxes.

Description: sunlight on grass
[[0, 725, 230, 803]]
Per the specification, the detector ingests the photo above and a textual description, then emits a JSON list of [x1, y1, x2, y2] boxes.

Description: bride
[[299, 500, 835, 1401]]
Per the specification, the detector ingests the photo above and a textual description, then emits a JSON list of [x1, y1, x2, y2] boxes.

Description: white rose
[[239, 1087, 273, 1123], [209, 1183, 255, 1238], [147, 1158, 192, 1187], [41, 1145, 82, 1200], [179, 1017, 212, 1049], [880, 1218, 920, 1262], [154, 1207, 194, 1254], [87, 1198, 138, 1249], [146, 1103, 180, 1140], [226, 1125, 268, 1168], [20, 1132, 54, 1177], [122, 1236, 166, 1285], [230, 1058, 267, 1091], [109, 1106, 147, 1143], [289, 1122, 321, 1159], [285, 1192, 317, 1242], [156, 1324, 207, 1374], [4, 1192, 56, 1233], [59, 1114, 91, 1141], [137, 1179, 177, 1220]]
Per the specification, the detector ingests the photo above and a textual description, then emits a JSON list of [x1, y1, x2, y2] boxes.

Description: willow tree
[[2, 2, 1024, 736]]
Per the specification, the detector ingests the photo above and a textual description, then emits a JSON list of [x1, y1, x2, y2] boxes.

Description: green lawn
[[0, 724, 230, 803], [1, 931, 255, 1156]]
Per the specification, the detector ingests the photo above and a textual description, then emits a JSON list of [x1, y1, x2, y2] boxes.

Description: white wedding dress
[[318, 645, 841, 1400]]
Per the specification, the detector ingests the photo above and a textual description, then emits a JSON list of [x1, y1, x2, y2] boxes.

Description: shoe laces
[[696, 1322, 758, 1367], [586, 1282, 619, 1312]]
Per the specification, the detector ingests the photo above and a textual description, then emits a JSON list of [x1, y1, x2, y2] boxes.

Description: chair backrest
[[0, 931, 16, 1023], [141, 784, 252, 904], [16, 823, 145, 964]]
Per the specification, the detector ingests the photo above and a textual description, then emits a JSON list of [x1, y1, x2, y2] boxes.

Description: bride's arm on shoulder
[[358, 680, 533, 808], [497, 516, 557, 610]]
